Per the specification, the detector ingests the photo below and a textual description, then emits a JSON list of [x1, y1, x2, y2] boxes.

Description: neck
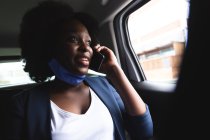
[[50, 78, 87, 93]]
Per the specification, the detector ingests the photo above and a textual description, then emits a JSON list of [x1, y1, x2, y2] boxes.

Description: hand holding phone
[[89, 50, 105, 72]]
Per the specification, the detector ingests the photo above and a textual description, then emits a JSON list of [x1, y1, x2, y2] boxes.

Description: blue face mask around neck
[[48, 59, 86, 85]]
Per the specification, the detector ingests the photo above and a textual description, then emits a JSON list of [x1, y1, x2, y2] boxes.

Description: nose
[[79, 40, 91, 51], [80, 40, 90, 48]]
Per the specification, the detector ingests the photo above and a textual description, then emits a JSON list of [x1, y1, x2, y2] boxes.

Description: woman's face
[[56, 19, 93, 75]]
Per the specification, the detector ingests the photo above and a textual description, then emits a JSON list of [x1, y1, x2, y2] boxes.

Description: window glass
[[128, 0, 189, 82], [0, 61, 35, 88]]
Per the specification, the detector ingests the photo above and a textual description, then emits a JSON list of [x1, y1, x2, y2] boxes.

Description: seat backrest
[[0, 84, 37, 139], [0, 92, 15, 139], [156, 0, 210, 139]]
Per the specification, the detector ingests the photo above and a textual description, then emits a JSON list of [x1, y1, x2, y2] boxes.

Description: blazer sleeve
[[107, 79, 153, 140], [124, 105, 153, 140]]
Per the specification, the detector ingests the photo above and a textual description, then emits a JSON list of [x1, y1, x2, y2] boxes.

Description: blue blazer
[[4, 76, 153, 140]]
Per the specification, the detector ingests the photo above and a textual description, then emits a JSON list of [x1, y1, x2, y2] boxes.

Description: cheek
[[58, 45, 75, 63], [65, 44, 76, 55]]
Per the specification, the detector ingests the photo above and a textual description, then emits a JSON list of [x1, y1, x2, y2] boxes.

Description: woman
[[5, 0, 153, 140]]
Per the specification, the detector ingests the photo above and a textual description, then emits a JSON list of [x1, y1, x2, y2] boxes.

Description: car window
[[127, 0, 190, 83], [0, 60, 35, 88]]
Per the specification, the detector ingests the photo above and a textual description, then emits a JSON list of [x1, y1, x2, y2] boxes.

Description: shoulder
[[85, 75, 108, 82], [85, 76, 117, 92], [11, 83, 50, 104], [85, 76, 113, 87], [7, 83, 50, 117], [85, 75, 124, 104]]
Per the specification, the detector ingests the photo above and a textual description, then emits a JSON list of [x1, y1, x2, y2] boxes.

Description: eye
[[86, 40, 92, 46], [66, 35, 79, 44]]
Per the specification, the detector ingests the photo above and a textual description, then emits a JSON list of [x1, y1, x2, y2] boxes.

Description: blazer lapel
[[85, 76, 126, 140], [26, 86, 52, 140]]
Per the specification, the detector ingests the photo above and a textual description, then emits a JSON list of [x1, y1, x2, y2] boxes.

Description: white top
[[50, 88, 114, 140]]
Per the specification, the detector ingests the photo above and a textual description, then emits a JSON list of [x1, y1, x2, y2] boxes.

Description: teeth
[[82, 57, 89, 60], [81, 58, 88, 61]]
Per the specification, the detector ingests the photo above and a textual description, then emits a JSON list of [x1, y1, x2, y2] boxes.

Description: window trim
[[114, 0, 150, 82], [0, 56, 21, 62]]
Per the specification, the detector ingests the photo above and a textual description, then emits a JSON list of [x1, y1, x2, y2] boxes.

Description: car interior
[[0, 0, 208, 139]]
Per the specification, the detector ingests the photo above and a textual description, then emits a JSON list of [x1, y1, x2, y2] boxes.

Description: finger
[[97, 46, 108, 52], [93, 44, 100, 50]]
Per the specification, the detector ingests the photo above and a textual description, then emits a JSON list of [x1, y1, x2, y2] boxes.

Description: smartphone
[[89, 51, 105, 71]]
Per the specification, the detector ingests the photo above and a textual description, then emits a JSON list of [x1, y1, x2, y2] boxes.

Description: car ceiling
[[0, 0, 131, 49]]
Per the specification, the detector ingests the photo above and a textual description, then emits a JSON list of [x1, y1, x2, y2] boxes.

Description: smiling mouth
[[77, 57, 89, 66]]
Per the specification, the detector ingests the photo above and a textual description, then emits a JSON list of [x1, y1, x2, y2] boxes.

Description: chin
[[77, 68, 88, 75]]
